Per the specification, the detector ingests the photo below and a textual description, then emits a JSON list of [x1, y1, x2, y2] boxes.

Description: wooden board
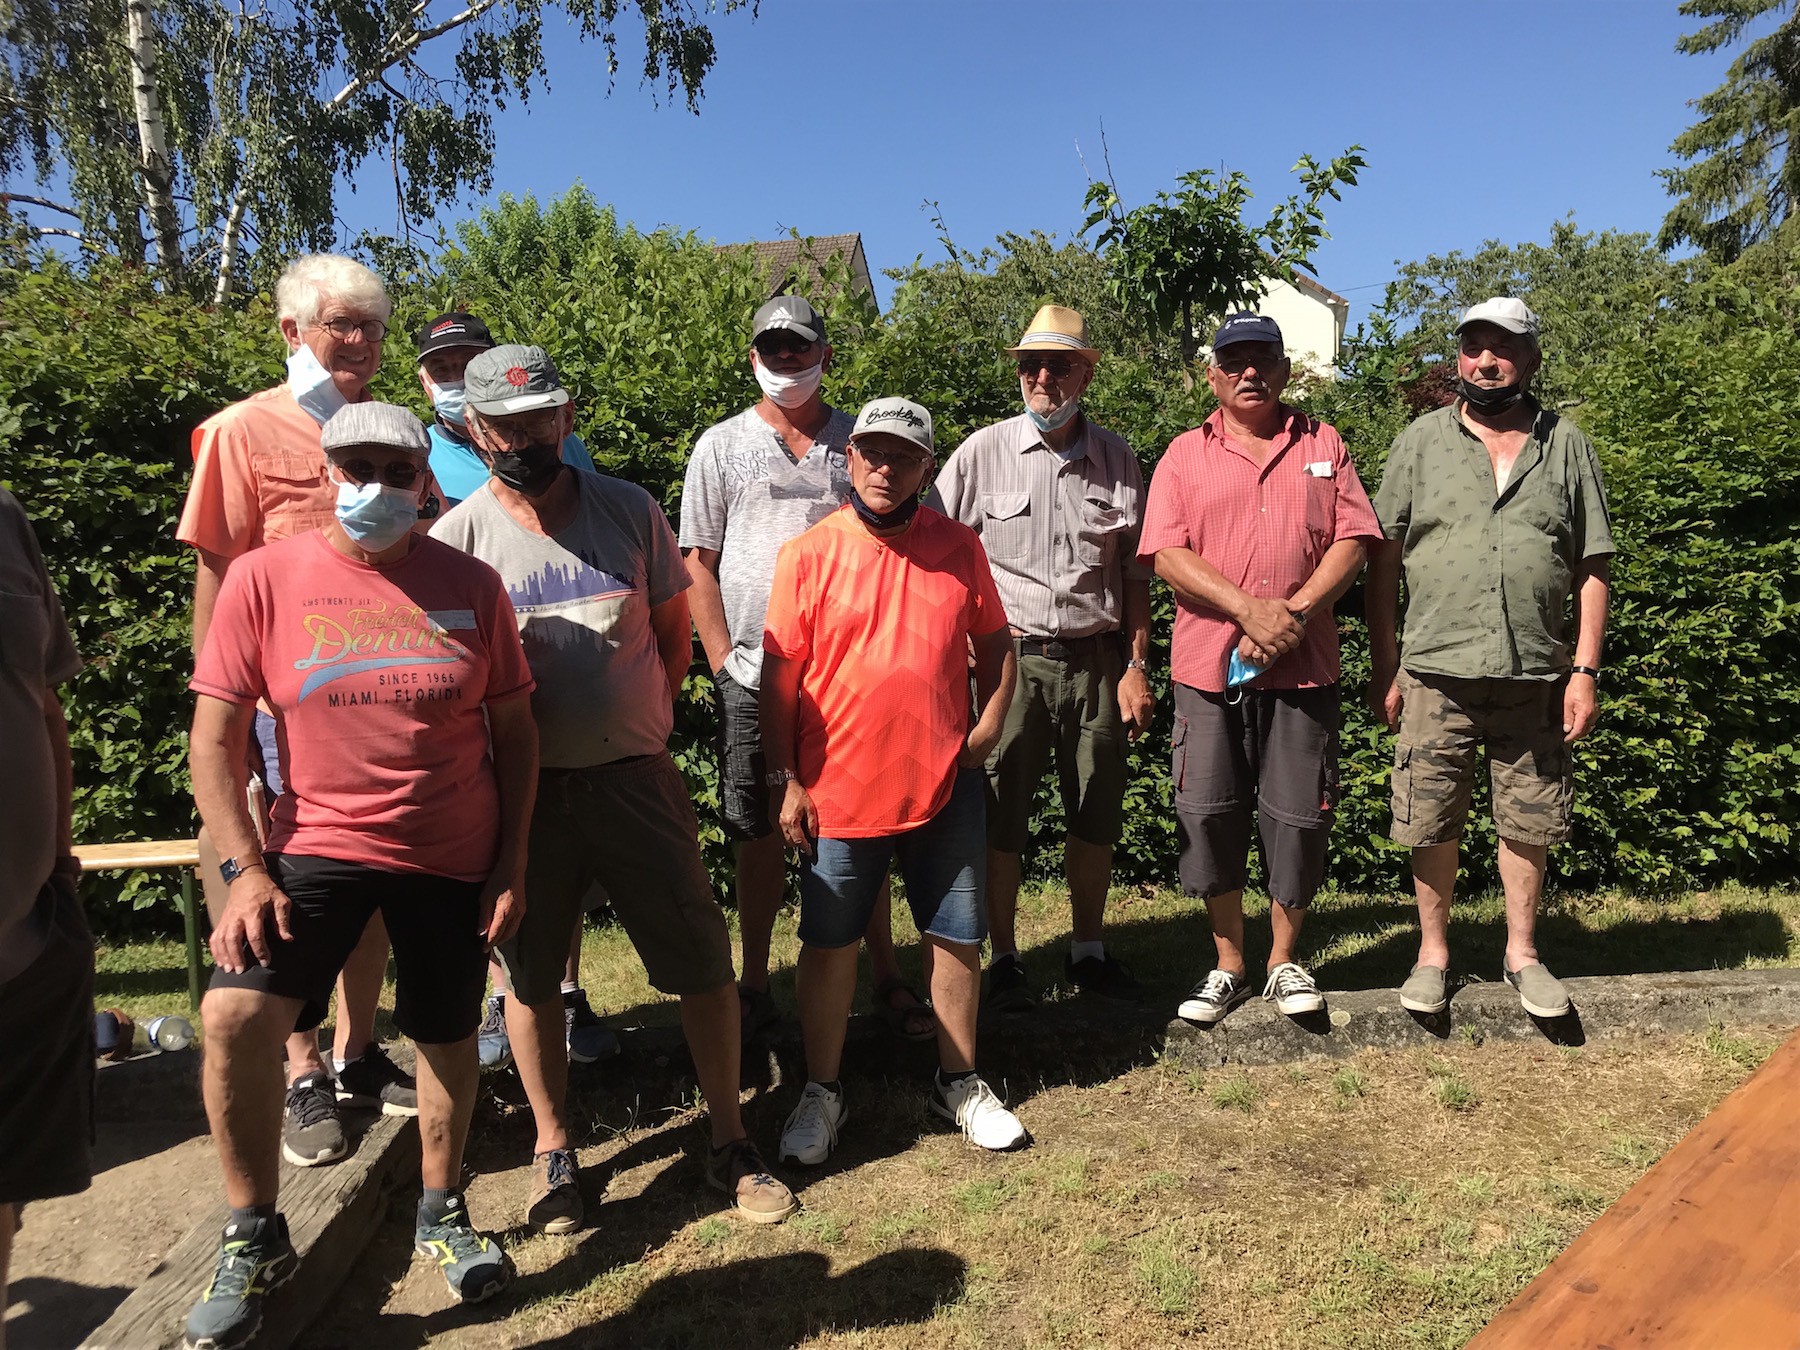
[[76, 839, 201, 871], [80, 1110, 420, 1350], [1467, 1029, 1800, 1350]]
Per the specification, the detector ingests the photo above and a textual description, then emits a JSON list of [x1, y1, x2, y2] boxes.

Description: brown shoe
[[526, 1148, 584, 1235], [706, 1137, 797, 1225]]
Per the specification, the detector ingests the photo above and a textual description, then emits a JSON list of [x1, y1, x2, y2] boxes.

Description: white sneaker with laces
[[778, 1081, 848, 1166], [931, 1073, 1028, 1152], [1177, 968, 1253, 1025], [1263, 962, 1325, 1016]]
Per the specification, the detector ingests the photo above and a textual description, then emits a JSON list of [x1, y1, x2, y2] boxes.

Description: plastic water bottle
[[146, 1014, 195, 1052]]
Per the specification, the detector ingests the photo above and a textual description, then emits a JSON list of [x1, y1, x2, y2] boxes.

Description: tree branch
[[0, 193, 83, 219]]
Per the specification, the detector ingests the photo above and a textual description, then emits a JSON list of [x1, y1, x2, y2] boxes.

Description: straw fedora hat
[[1006, 304, 1100, 360]]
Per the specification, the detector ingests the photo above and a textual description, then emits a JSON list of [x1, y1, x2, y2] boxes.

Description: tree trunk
[[213, 182, 250, 304], [125, 0, 183, 284]]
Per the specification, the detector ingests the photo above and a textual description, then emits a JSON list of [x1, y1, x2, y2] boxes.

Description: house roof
[[1287, 269, 1349, 309], [715, 232, 875, 305]]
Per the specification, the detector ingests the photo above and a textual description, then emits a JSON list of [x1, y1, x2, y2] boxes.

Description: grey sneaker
[[1505, 962, 1572, 1018], [525, 1148, 583, 1235], [334, 1044, 418, 1117], [477, 994, 512, 1072], [183, 1212, 299, 1350], [414, 1197, 510, 1304], [282, 1071, 348, 1167], [1399, 964, 1450, 1014], [1176, 968, 1253, 1025]]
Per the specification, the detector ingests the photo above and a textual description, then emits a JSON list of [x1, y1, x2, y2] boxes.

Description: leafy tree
[[1659, 0, 1800, 263], [1384, 218, 1684, 407], [1080, 147, 1366, 377], [0, 0, 750, 298]]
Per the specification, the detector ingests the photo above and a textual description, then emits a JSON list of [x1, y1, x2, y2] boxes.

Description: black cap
[[1210, 312, 1285, 351], [415, 311, 496, 357]]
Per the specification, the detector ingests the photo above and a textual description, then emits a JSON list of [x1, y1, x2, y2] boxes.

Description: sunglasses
[[1016, 355, 1076, 379], [336, 459, 422, 489], [755, 333, 817, 358], [855, 445, 932, 471]]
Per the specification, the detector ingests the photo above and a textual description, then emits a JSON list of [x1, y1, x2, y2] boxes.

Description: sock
[[227, 1204, 277, 1235], [936, 1067, 979, 1091], [1070, 940, 1106, 964], [812, 1079, 842, 1098], [331, 1055, 358, 1074], [560, 981, 580, 996], [990, 945, 1019, 962], [419, 1188, 464, 1226]]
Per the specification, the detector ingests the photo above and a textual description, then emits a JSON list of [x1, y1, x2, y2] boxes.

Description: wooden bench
[[74, 839, 203, 1010], [1466, 1027, 1800, 1349]]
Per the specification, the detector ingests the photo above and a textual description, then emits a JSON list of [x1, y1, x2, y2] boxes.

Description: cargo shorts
[[1389, 669, 1573, 849]]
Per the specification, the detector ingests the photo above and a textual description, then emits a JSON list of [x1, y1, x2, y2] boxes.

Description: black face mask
[[1459, 377, 1527, 415], [490, 441, 563, 497], [850, 486, 920, 531]]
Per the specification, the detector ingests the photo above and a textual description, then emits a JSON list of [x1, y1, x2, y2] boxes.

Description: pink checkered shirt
[[1138, 407, 1381, 693]]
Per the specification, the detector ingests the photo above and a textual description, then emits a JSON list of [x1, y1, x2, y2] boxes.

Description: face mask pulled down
[[850, 486, 920, 532], [1025, 395, 1081, 435], [755, 360, 824, 410], [333, 479, 418, 552], [287, 344, 348, 425], [1459, 376, 1527, 415]]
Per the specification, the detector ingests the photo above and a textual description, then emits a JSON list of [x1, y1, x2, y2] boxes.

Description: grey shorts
[[713, 669, 773, 842], [1390, 669, 1573, 848], [497, 752, 735, 1004], [1171, 682, 1340, 910]]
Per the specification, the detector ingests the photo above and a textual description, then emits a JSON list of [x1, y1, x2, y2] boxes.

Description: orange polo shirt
[[763, 505, 1007, 838]]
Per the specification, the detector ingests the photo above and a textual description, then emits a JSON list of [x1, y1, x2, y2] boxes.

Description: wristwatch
[[1125, 658, 1150, 672], [219, 855, 264, 885], [1571, 665, 1602, 683], [764, 768, 798, 787]]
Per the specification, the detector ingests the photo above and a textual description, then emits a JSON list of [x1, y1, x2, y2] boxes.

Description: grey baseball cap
[[850, 397, 934, 457], [1457, 297, 1540, 338], [465, 344, 572, 416], [319, 401, 431, 457], [753, 295, 826, 345]]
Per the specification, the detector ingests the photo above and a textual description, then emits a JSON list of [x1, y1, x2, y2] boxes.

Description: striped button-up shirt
[[928, 412, 1149, 639], [1138, 407, 1381, 693]]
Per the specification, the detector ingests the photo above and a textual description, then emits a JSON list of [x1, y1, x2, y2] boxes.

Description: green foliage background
[[2, 194, 1797, 936]]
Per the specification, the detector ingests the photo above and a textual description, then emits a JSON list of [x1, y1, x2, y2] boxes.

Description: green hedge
[[3, 220, 1796, 939]]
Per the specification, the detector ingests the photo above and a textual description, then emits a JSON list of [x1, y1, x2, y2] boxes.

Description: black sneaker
[[184, 1212, 299, 1349], [983, 953, 1037, 1011], [1065, 950, 1142, 1000], [334, 1044, 419, 1117], [282, 1071, 348, 1167], [564, 989, 620, 1064], [1176, 968, 1255, 1026]]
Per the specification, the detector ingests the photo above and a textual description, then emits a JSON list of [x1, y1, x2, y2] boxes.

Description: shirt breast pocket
[[254, 450, 326, 532], [980, 491, 1032, 562], [1077, 497, 1129, 567], [0, 589, 50, 678], [1304, 477, 1336, 548]]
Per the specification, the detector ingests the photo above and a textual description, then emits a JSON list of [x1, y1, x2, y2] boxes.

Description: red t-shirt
[[190, 532, 534, 881], [763, 506, 1007, 838]]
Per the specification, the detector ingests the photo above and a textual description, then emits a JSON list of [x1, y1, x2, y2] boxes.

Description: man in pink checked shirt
[[1138, 313, 1382, 1027]]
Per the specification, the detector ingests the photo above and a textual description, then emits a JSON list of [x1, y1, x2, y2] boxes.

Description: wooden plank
[[81, 1110, 420, 1350], [1467, 1030, 1800, 1350], [76, 840, 201, 870]]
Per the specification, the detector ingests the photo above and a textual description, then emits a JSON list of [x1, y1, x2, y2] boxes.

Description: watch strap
[[1571, 665, 1601, 682]]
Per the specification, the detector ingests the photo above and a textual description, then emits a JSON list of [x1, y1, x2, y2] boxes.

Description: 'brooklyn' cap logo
[[864, 406, 925, 430]]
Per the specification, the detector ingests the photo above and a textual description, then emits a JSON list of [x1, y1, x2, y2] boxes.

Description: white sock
[[990, 945, 1019, 961], [560, 980, 580, 996], [332, 1056, 352, 1074], [1070, 940, 1106, 963]]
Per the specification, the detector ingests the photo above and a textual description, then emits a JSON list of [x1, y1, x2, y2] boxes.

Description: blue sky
[[371, 0, 1737, 327]]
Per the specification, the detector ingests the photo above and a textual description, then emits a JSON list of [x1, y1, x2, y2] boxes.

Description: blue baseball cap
[[1211, 312, 1285, 351]]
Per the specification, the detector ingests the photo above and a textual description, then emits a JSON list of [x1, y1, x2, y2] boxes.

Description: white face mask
[[287, 344, 348, 426], [754, 359, 824, 410]]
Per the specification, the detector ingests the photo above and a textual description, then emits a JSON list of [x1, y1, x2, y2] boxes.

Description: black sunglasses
[[755, 333, 817, 357], [337, 459, 422, 489], [1017, 355, 1075, 379]]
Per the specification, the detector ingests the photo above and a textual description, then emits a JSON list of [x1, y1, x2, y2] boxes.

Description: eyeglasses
[[475, 409, 563, 444], [335, 458, 421, 489], [855, 445, 931, 472], [754, 333, 817, 358], [1213, 352, 1287, 377], [314, 316, 390, 343], [1017, 355, 1076, 379]]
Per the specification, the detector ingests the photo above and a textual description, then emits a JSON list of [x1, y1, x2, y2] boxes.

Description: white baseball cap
[[1456, 297, 1540, 338]]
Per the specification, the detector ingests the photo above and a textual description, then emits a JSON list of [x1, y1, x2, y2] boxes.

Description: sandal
[[875, 978, 938, 1042]]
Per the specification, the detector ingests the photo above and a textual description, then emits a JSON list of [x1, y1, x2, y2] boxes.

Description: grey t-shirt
[[0, 489, 82, 982], [678, 406, 855, 689], [431, 473, 690, 769]]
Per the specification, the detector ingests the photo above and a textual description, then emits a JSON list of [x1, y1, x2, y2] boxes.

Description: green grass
[[1210, 1074, 1257, 1112]]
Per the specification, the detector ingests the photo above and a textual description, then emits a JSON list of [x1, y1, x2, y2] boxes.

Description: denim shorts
[[798, 767, 987, 949]]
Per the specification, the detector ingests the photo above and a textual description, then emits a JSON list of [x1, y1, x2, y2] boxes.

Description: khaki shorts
[[498, 752, 735, 1004], [986, 638, 1128, 852], [1390, 669, 1573, 849]]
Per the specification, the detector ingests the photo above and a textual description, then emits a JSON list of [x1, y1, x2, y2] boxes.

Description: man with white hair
[[1368, 298, 1614, 1020], [178, 254, 439, 1170]]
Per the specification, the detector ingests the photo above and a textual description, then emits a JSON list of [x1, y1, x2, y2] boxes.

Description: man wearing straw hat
[[928, 305, 1153, 1009]]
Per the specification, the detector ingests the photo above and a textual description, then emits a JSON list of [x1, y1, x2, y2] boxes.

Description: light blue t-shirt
[[427, 422, 597, 506]]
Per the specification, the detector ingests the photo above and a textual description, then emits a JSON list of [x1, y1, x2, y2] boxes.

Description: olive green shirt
[[1375, 402, 1614, 680]]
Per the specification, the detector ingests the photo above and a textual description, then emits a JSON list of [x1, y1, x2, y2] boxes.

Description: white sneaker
[[778, 1081, 848, 1166], [931, 1073, 1028, 1152], [1263, 962, 1326, 1016]]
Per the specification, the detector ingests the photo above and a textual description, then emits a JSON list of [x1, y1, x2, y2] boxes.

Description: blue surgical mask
[[1224, 648, 1266, 704], [286, 344, 348, 426], [333, 479, 418, 552], [428, 378, 467, 427], [1025, 397, 1081, 434]]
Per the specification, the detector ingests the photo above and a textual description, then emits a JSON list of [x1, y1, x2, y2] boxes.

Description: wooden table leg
[[182, 868, 203, 1010]]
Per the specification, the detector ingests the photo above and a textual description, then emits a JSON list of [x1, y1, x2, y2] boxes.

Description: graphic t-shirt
[[762, 506, 1007, 838], [430, 473, 689, 768], [190, 532, 534, 881], [426, 423, 598, 506]]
